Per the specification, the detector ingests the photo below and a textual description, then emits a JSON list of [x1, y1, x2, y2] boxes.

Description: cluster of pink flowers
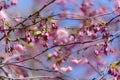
[[71, 58, 88, 65], [0, 0, 119, 79], [0, 0, 17, 11], [108, 68, 120, 80], [52, 64, 72, 72]]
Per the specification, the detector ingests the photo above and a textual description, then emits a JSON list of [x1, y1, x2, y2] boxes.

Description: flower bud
[[14, 44, 26, 52]]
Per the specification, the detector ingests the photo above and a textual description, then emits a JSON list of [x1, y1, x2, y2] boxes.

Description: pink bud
[[14, 44, 26, 52], [0, 11, 8, 20], [60, 66, 72, 72], [109, 68, 114, 75], [42, 33, 49, 41], [60, 67, 67, 72], [51, 23, 58, 30], [86, 30, 92, 36], [13, 18, 21, 23], [71, 59, 79, 65], [98, 60, 106, 66], [110, 48, 114, 53], [34, 37, 39, 43], [113, 69, 118, 77], [79, 31, 84, 37], [94, 49, 99, 56], [66, 66, 72, 72], [25, 37, 32, 43], [11, 0, 18, 5], [57, 28, 69, 39], [0, 6, 2, 11], [52, 52, 59, 58], [52, 64, 58, 71], [92, 33, 97, 39], [80, 58, 88, 64]]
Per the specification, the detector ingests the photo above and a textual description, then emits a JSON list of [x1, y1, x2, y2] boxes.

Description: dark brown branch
[[87, 62, 102, 76], [106, 14, 120, 26], [10, 63, 55, 72], [0, 67, 8, 77]]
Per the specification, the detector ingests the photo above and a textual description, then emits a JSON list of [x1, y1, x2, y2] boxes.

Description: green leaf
[[33, 31, 41, 36], [45, 54, 53, 61]]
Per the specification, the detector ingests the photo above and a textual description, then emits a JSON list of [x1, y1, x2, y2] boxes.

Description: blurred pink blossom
[[14, 44, 26, 52], [60, 66, 72, 72]]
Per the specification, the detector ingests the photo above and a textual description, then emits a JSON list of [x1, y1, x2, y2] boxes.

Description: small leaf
[[24, 42, 34, 49], [45, 54, 53, 61], [33, 31, 41, 36]]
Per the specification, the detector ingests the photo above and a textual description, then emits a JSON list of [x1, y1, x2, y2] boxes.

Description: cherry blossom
[[13, 44, 26, 52], [57, 28, 69, 39], [60, 66, 72, 72], [0, 0, 119, 80]]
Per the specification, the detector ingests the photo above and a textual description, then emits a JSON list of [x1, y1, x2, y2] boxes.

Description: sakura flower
[[55, 0, 67, 5], [71, 58, 88, 65], [79, 31, 84, 37], [114, 0, 120, 8], [66, 66, 72, 72], [52, 52, 59, 58], [11, 0, 18, 5], [57, 28, 69, 39], [52, 64, 59, 71], [0, 10, 8, 20], [86, 30, 92, 36], [71, 59, 80, 65], [13, 18, 21, 23], [14, 44, 26, 52], [60, 66, 72, 72], [98, 60, 106, 66], [94, 49, 99, 56], [79, 58, 88, 64], [60, 67, 66, 72]]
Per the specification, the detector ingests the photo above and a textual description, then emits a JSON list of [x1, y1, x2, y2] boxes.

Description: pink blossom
[[0, 11, 8, 20], [55, 0, 67, 5], [52, 64, 59, 71], [11, 0, 18, 5], [86, 30, 92, 36], [57, 28, 69, 39], [13, 18, 21, 23], [98, 60, 106, 66], [14, 44, 26, 52], [79, 58, 88, 64], [60, 66, 72, 72], [114, 0, 120, 8], [79, 31, 84, 37], [60, 67, 66, 72], [94, 49, 99, 56], [71, 59, 80, 65], [97, 7, 106, 14], [52, 52, 59, 58], [66, 66, 72, 72], [42, 33, 49, 41], [71, 58, 88, 65]]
